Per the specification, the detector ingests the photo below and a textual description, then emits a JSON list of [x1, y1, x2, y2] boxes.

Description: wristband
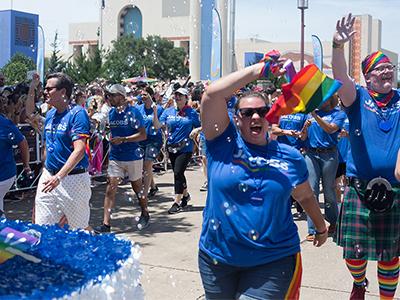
[[315, 227, 327, 235], [332, 40, 344, 49]]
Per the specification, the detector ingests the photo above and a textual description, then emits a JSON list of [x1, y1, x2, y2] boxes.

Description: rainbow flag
[[266, 64, 342, 124], [0, 227, 41, 264]]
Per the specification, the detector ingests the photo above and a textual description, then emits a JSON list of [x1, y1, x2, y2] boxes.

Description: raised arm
[[201, 63, 264, 140], [332, 13, 357, 107], [26, 73, 40, 117]]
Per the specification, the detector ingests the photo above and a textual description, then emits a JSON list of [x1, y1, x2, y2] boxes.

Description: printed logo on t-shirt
[[280, 114, 303, 121], [109, 119, 129, 126], [233, 148, 289, 171]]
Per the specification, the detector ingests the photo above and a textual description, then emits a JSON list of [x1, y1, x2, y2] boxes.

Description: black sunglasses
[[44, 86, 58, 92], [237, 106, 270, 118]]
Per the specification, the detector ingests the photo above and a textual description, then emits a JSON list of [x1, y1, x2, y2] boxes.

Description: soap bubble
[[248, 229, 259, 241], [148, 147, 158, 158], [210, 219, 220, 230], [354, 244, 364, 259], [135, 148, 144, 158], [149, 126, 157, 135], [238, 182, 248, 192]]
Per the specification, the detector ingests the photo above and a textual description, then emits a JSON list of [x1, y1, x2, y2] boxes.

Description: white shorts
[[107, 159, 143, 182], [0, 176, 16, 211], [35, 169, 91, 229]]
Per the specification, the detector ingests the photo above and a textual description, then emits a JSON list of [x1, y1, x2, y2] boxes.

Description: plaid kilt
[[334, 186, 400, 261]]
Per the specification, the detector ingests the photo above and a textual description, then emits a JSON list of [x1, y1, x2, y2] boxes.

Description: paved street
[[5, 165, 400, 300]]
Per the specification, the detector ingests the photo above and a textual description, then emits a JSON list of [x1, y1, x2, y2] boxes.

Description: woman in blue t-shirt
[[159, 88, 201, 214], [137, 88, 164, 200], [199, 56, 327, 299], [0, 114, 31, 216]]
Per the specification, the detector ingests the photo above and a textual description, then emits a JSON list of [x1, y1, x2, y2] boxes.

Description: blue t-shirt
[[345, 85, 400, 183], [159, 107, 201, 153], [337, 117, 350, 163], [0, 115, 25, 181], [44, 105, 90, 171], [276, 113, 307, 149], [109, 105, 145, 161], [199, 121, 308, 267], [305, 107, 346, 149], [137, 104, 163, 146]]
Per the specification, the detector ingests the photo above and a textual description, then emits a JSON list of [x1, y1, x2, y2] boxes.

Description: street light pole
[[297, 0, 308, 69], [99, 0, 105, 49]]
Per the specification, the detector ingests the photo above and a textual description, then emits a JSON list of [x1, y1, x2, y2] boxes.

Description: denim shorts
[[198, 250, 302, 300], [139, 141, 162, 162], [199, 134, 207, 156]]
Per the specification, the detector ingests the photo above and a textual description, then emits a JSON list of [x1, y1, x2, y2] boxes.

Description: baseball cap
[[175, 88, 189, 96], [106, 84, 126, 97]]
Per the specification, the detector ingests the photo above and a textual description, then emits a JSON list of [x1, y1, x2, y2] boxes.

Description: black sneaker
[[180, 193, 191, 208], [137, 214, 150, 230], [148, 186, 159, 197], [93, 223, 111, 234], [168, 202, 181, 214]]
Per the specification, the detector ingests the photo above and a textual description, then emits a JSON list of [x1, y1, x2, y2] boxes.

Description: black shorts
[[336, 162, 346, 178]]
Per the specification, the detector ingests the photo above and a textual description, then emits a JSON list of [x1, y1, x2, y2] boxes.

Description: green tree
[[64, 46, 104, 84], [47, 31, 66, 74], [0, 53, 35, 85], [103, 35, 188, 82]]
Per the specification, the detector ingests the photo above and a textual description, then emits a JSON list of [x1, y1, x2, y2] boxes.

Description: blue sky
[[0, 0, 399, 57]]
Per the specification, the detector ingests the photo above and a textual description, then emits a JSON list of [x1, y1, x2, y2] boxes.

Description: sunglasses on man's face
[[237, 106, 270, 118]]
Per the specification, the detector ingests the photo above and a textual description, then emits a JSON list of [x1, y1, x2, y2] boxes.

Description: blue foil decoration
[[0, 219, 132, 299]]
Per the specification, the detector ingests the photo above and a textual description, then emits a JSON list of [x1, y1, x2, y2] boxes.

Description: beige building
[[69, 0, 236, 81]]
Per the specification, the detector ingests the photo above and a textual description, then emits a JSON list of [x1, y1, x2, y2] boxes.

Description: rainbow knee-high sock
[[378, 257, 399, 300], [345, 259, 367, 286]]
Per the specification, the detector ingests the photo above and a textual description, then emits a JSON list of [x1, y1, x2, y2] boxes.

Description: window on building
[[120, 6, 143, 38]]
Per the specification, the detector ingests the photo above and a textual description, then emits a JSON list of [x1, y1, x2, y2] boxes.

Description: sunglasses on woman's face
[[237, 106, 270, 118]]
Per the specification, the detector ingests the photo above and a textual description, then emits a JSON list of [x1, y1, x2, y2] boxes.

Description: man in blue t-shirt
[[33, 73, 91, 229], [303, 97, 346, 240], [332, 14, 400, 299], [94, 84, 147, 233]]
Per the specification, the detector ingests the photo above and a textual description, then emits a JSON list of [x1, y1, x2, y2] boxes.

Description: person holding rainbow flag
[[332, 13, 400, 299], [198, 52, 328, 299]]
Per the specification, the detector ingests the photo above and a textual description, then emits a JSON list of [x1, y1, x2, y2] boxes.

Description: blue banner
[[36, 25, 45, 82], [311, 34, 323, 71], [210, 8, 222, 81]]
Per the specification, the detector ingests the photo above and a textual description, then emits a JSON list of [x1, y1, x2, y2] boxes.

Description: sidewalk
[[5, 165, 399, 299]]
